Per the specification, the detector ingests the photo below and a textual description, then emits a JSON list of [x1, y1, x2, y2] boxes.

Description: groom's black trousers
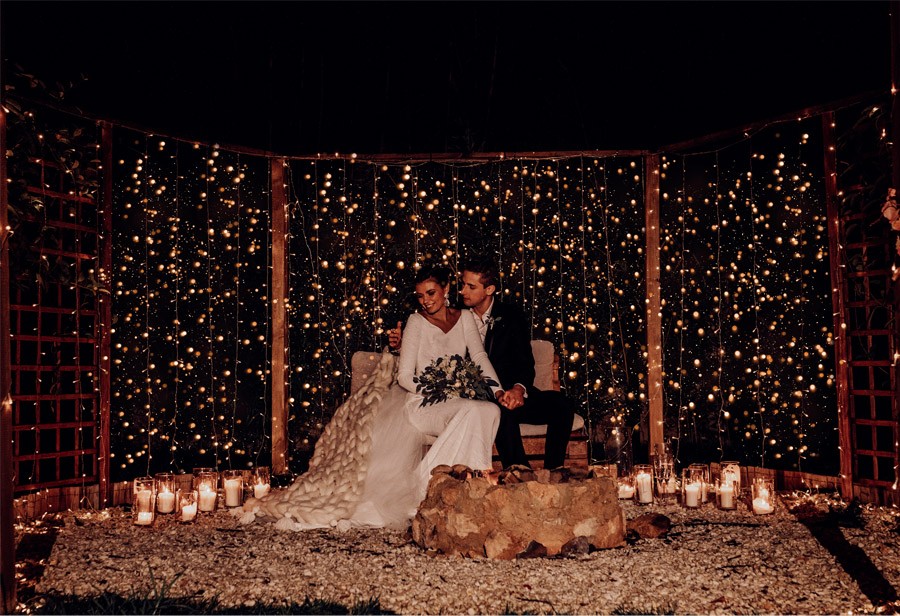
[[493, 389, 577, 470]]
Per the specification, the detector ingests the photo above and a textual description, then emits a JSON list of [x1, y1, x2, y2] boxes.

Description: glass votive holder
[[133, 476, 154, 498], [177, 489, 199, 522], [716, 478, 738, 510], [653, 456, 676, 502], [751, 478, 776, 515], [222, 469, 244, 508], [681, 470, 702, 508], [154, 472, 177, 514], [633, 464, 654, 505], [616, 473, 636, 500], [720, 461, 742, 495], [687, 463, 711, 503], [133, 477, 156, 526], [251, 466, 271, 499], [194, 470, 219, 512]]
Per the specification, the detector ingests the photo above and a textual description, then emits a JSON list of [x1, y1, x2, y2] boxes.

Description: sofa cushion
[[530, 340, 556, 391]]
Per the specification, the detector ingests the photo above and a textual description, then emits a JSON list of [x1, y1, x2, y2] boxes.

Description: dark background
[[1, 1, 894, 154]]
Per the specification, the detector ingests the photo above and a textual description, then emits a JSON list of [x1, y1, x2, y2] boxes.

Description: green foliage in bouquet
[[413, 354, 499, 407]]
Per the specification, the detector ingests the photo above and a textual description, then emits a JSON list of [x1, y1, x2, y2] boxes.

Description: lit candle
[[635, 472, 653, 504], [667, 475, 677, 494], [700, 481, 709, 503], [224, 478, 242, 507], [684, 483, 700, 507], [254, 482, 270, 499], [617, 482, 635, 499], [719, 483, 734, 509], [180, 502, 198, 522], [135, 511, 154, 525], [752, 486, 773, 514], [198, 487, 217, 512], [157, 489, 175, 514]]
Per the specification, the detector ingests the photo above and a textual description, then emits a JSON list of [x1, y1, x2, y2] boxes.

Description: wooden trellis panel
[[839, 216, 898, 495], [9, 157, 101, 492]]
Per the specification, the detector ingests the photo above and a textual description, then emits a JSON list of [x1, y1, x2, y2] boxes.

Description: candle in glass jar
[[135, 489, 152, 511], [180, 502, 198, 522], [135, 511, 154, 525], [224, 478, 242, 507], [719, 483, 734, 509], [198, 487, 217, 511], [684, 483, 700, 507], [617, 482, 635, 499], [752, 497, 774, 514], [157, 489, 175, 513], [667, 475, 677, 494], [254, 482, 270, 499], [752, 486, 773, 514], [635, 472, 653, 504]]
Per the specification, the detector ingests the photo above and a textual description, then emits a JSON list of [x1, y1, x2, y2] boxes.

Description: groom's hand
[[499, 385, 526, 410]]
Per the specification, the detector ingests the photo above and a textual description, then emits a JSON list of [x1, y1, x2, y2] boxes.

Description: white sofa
[[350, 340, 587, 469]]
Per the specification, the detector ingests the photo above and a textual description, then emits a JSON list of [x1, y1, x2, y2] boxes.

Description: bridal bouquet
[[413, 354, 499, 407]]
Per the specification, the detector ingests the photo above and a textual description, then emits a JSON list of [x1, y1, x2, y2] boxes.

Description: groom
[[457, 253, 577, 470], [390, 254, 577, 469]]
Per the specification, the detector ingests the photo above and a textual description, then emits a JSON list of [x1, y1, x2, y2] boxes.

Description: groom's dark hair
[[460, 253, 499, 289]]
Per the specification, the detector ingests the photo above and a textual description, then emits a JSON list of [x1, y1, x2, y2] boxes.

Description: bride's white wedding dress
[[237, 309, 501, 531], [397, 310, 502, 501]]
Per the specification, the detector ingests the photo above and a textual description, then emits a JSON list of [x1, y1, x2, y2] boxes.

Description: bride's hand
[[388, 321, 403, 349]]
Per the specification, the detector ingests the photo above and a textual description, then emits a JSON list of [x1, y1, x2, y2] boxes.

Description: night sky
[[1, 1, 893, 156]]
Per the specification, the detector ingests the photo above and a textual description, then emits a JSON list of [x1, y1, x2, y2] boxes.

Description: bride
[[238, 263, 504, 531]]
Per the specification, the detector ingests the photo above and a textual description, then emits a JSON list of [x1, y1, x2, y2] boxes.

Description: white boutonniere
[[484, 315, 502, 328]]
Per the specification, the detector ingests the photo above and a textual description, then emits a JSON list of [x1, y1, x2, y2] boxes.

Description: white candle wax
[[180, 503, 198, 522], [684, 483, 700, 507], [635, 472, 653, 504], [667, 475, 677, 494], [224, 478, 242, 507], [701, 481, 709, 503], [752, 497, 774, 515], [157, 490, 175, 513], [135, 511, 154, 525], [719, 484, 734, 509], [617, 483, 635, 499], [198, 488, 217, 511], [254, 482, 270, 499]]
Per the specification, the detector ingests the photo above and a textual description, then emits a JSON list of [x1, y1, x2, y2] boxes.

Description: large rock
[[411, 466, 625, 559]]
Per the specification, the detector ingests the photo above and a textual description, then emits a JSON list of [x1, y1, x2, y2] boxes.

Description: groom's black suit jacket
[[482, 300, 536, 395]]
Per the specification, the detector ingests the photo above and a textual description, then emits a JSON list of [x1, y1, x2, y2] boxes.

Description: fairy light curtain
[[283, 157, 647, 463], [110, 131, 272, 481], [659, 120, 838, 476], [102, 117, 871, 481]]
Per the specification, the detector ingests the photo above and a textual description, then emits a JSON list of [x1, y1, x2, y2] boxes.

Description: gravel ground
[[22, 492, 900, 615]]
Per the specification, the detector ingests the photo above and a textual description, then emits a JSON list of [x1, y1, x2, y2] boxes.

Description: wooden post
[[0, 104, 16, 616], [644, 154, 664, 455], [890, 0, 900, 500], [270, 158, 289, 475], [822, 112, 854, 499], [98, 122, 113, 508]]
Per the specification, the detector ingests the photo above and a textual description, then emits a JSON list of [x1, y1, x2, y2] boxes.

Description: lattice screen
[[9, 157, 100, 491]]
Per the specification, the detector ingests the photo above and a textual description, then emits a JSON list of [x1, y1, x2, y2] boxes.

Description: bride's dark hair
[[414, 262, 454, 287]]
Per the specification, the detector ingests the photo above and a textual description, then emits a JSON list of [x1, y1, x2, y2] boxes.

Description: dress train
[[236, 351, 424, 531]]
